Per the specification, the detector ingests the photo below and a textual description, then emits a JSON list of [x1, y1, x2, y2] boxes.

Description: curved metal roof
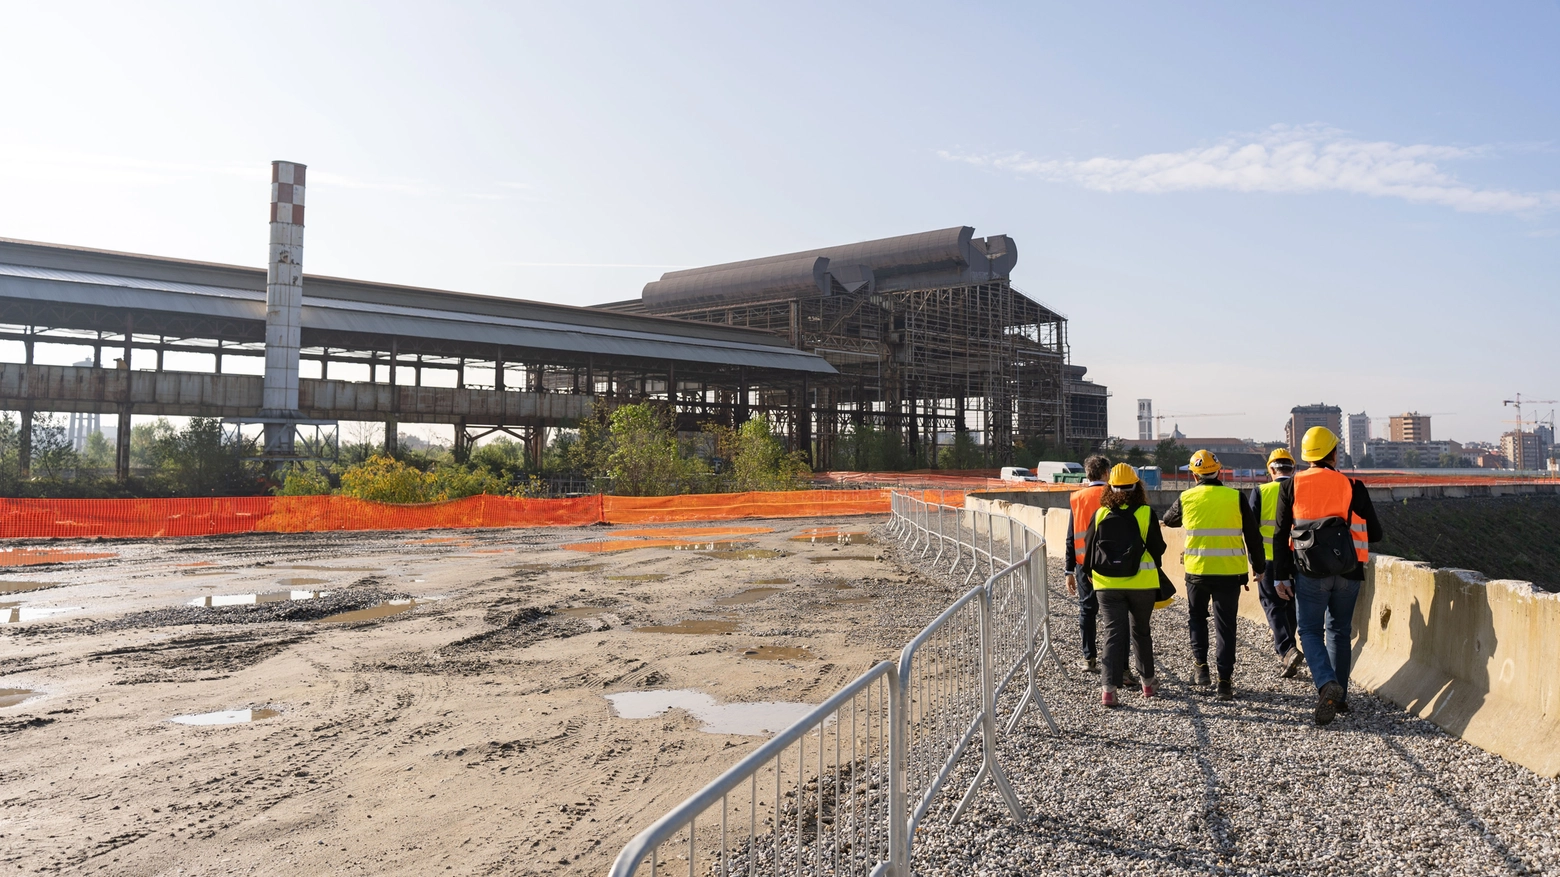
[[0, 239, 835, 375]]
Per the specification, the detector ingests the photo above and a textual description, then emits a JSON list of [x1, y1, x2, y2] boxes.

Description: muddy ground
[[0, 517, 954, 876]]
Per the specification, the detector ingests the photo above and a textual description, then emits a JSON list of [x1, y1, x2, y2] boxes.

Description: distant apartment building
[[1501, 430, 1547, 471], [1346, 412, 1369, 463], [1118, 436, 1268, 471], [1137, 399, 1153, 441], [1388, 412, 1432, 443], [1286, 404, 1342, 450], [1365, 439, 1465, 468]]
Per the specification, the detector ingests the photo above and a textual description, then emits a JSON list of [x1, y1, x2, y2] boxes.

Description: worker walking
[[1250, 448, 1306, 678], [1272, 427, 1383, 726], [1064, 455, 1114, 675], [1080, 463, 1165, 707], [1160, 449, 1266, 701]]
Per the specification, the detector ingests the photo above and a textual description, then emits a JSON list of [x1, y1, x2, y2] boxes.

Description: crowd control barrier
[[608, 492, 1060, 877]]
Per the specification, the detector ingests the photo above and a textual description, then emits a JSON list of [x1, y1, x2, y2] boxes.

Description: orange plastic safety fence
[[602, 489, 889, 524], [0, 489, 895, 539]]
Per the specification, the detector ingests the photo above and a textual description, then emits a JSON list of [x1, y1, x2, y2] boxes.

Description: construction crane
[[1503, 394, 1557, 470], [1153, 412, 1245, 440]]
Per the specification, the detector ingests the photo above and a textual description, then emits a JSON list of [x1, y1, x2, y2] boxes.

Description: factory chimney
[[262, 160, 305, 455]]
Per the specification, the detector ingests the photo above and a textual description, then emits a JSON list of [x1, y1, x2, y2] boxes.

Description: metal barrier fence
[[608, 492, 1059, 877]]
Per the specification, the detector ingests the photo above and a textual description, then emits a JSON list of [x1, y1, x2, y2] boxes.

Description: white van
[[1029, 461, 1084, 482], [998, 466, 1039, 482]]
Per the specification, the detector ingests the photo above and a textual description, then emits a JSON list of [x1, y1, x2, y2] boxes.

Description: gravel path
[[896, 553, 1560, 876]]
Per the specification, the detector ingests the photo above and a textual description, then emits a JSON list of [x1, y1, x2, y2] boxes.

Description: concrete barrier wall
[[961, 496, 1560, 777]]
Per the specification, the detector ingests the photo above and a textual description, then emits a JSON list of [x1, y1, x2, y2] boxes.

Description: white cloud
[[941, 125, 1560, 214]]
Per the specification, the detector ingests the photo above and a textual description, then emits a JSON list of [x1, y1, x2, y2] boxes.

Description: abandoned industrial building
[[601, 226, 1108, 464], [0, 164, 1106, 475]]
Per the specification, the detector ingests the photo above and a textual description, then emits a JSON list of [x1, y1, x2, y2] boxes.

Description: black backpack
[[1089, 506, 1147, 578], [1291, 517, 1358, 577]]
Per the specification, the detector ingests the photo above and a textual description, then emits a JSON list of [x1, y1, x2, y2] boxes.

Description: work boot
[[1216, 677, 1233, 701], [1315, 680, 1345, 726], [1337, 696, 1352, 714], [1280, 648, 1304, 679], [1084, 657, 1098, 674], [1194, 663, 1212, 687], [1101, 687, 1120, 708]]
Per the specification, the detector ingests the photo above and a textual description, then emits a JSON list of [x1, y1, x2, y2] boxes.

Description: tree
[[146, 417, 257, 496], [1153, 439, 1191, 475], [937, 432, 985, 470], [277, 464, 333, 496], [1402, 449, 1421, 468], [24, 415, 79, 481], [470, 438, 529, 483], [706, 418, 810, 491], [605, 403, 709, 496], [831, 423, 910, 471]]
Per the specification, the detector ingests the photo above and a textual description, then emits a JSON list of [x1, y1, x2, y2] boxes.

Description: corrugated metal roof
[[0, 263, 836, 375]]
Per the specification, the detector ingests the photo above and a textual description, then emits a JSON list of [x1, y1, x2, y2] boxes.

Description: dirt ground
[[0, 516, 955, 876]]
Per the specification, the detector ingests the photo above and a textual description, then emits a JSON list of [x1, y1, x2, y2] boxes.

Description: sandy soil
[[0, 517, 954, 876]]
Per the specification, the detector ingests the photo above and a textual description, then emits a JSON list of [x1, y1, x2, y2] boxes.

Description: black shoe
[[1279, 648, 1304, 679], [1315, 680, 1345, 726], [1084, 658, 1098, 674], [1194, 664, 1212, 687], [1216, 677, 1233, 700], [1122, 667, 1140, 687], [1336, 697, 1351, 714]]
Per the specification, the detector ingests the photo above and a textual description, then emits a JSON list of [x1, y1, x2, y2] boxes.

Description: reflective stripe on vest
[[1291, 467, 1370, 563], [1180, 483, 1247, 576], [1070, 484, 1106, 566], [1089, 504, 1159, 590], [1258, 480, 1282, 562]]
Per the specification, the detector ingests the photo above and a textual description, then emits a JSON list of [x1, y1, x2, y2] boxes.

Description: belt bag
[[1291, 516, 1358, 577]]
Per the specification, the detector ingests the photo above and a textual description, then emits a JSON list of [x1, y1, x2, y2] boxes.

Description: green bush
[[277, 464, 334, 496], [707, 418, 810, 491], [606, 403, 710, 496]]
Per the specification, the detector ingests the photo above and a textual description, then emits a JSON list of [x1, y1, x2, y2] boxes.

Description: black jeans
[[1098, 588, 1155, 689], [1077, 572, 1098, 660], [1257, 568, 1297, 657], [1187, 581, 1242, 679]]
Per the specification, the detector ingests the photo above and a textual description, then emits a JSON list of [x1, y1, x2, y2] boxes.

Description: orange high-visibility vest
[[1291, 467, 1369, 564], [1070, 484, 1106, 567]]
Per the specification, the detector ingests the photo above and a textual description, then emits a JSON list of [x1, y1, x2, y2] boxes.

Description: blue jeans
[[1294, 574, 1360, 691]]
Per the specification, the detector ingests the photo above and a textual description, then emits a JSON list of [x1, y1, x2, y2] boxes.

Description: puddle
[[0, 581, 55, 595], [559, 563, 608, 572], [2, 605, 82, 624], [808, 555, 879, 563], [634, 619, 739, 635], [741, 646, 814, 661], [836, 595, 876, 604], [605, 689, 821, 736], [605, 574, 669, 582], [171, 708, 281, 726], [612, 526, 775, 539], [182, 569, 231, 576], [316, 600, 416, 624], [790, 529, 875, 545], [469, 548, 510, 554], [0, 689, 41, 708], [671, 543, 783, 560], [0, 548, 116, 566], [177, 561, 214, 568], [279, 565, 384, 572], [277, 577, 327, 587], [565, 538, 692, 553], [750, 578, 791, 586], [410, 537, 473, 546], [669, 541, 752, 552], [188, 590, 330, 608], [555, 605, 616, 618], [714, 587, 785, 606]]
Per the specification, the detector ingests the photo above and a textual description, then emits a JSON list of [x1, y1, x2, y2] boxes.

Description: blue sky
[[2, 2, 1556, 445]]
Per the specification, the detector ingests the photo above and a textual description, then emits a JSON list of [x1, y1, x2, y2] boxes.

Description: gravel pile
[[894, 547, 1560, 876]]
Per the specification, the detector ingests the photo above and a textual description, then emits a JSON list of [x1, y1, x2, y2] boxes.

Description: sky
[[1, 1, 1557, 445]]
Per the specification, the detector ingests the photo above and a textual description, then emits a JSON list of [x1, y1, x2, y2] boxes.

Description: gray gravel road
[[899, 556, 1560, 876]]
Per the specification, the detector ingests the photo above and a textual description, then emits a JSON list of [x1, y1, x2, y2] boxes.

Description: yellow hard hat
[[1267, 448, 1295, 467], [1300, 427, 1339, 462], [1107, 463, 1139, 487], [1187, 449, 1221, 476]]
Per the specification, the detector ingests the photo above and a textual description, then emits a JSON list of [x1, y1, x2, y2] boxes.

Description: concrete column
[[385, 420, 398, 457], [116, 408, 132, 481], [263, 160, 306, 456], [18, 408, 32, 480]]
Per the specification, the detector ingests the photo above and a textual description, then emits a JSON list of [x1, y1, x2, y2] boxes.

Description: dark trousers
[[1257, 568, 1298, 657], [1187, 581, 1241, 679], [1077, 572, 1098, 660], [1098, 588, 1155, 688]]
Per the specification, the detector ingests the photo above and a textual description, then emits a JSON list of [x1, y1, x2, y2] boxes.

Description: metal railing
[[608, 492, 1059, 877]]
